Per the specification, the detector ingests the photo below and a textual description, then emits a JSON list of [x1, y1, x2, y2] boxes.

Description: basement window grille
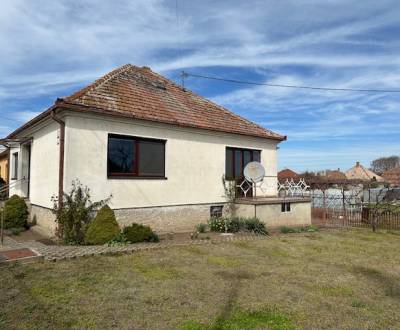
[[210, 205, 223, 218], [281, 202, 291, 213]]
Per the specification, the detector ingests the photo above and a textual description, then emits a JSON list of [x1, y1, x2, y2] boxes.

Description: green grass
[[1, 229, 400, 329]]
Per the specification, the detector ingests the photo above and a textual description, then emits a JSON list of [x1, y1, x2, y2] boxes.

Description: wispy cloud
[[0, 0, 399, 171]]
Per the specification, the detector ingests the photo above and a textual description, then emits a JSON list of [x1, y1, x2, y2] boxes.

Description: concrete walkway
[[1, 233, 269, 262]]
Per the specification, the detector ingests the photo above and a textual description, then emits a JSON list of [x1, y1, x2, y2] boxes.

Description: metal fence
[[311, 192, 400, 231]]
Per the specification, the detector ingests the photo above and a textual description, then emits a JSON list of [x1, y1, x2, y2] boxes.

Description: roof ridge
[[64, 64, 136, 102]]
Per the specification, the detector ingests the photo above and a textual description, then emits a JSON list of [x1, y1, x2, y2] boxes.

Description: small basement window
[[281, 202, 291, 213], [210, 205, 223, 218]]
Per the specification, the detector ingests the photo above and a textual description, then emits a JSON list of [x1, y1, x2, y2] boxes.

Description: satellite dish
[[244, 162, 265, 183]]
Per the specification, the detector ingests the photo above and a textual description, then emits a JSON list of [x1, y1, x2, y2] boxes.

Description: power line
[[182, 72, 400, 93]]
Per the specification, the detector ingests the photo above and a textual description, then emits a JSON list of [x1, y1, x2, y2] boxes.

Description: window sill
[[107, 176, 168, 180]]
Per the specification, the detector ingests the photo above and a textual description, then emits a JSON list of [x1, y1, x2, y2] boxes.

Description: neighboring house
[[326, 168, 347, 181], [278, 168, 299, 182], [1, 64, 311, 235], [345, 162, 384, 182], [0, 149, 8, 183], [382, 167, 400, 187]]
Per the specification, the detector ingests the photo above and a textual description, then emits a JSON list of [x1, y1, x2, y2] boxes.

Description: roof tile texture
[[63, 64, 285, 141]]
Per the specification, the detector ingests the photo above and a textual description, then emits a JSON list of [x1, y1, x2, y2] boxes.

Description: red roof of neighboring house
[[278, 169, 299, 181], [7, 64, 286, 141], [382, 167, 400, 187], [326, 169, 347, 180]]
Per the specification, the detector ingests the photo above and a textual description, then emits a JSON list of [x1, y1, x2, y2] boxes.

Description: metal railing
[[0, 177, 28, 200]]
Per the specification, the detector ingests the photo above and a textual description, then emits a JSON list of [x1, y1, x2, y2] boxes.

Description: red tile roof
[[59, 64, 285, 141], [278, 169, 299, 181], [382, 167, 400, 186]]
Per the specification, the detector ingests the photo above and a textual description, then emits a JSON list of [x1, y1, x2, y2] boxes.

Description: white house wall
[[29, 122, 60, 208], [64, 113, 279, 210], [9, 121, 60, 209]]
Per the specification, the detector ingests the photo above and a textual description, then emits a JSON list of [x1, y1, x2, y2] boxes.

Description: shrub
[[123, 223, 159, 243], [306, 224, 319, 232], [242, 217, 268, 235], [228, 217, 242, 233], [52, 180, 110, 245], [85, 205, 120, 245], [107, 232, 129, 247], [196, 223, 207, 233], [280, 226, 298, 234], [209, 216, 268, 235], [208, 217, 228, 232], [3, 195, 28, 229]]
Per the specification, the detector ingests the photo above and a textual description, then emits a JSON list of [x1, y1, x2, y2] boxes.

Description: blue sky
[[0, 0, 399, 172]]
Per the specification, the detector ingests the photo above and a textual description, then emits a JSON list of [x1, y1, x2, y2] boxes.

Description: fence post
[[323, 189, 327, 225], [342, 187, 346, 227]]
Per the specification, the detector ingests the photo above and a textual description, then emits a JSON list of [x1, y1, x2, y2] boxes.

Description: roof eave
[[58, 100, 287, 142]]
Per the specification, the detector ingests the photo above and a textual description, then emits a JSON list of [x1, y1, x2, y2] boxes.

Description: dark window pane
[[138, 140, 165, 176], [225, 149, 233, 179], [108, 137, 135, 174], [234, 150, 242, 178], [287, 203, 291, 212], [253, 151, 261, 162], [243, 150, 251, 168], [13, 152, 18, 179], [281, 203, 285, 212]]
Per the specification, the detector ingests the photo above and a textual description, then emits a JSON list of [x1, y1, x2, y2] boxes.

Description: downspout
[[51, 109, 65, 206]]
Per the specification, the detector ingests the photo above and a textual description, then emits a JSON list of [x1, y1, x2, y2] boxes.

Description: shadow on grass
[[178, 269, 293, 330], [352, 265, 400, 299]]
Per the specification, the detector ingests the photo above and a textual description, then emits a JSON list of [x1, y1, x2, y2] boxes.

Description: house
[[382, 167, 400, 187], [325, 168, 347, 181], [0, 149, 8, 183], [278, 168, 299, 182], [1, 64, 311, 235], [345, 162, 384, 182]]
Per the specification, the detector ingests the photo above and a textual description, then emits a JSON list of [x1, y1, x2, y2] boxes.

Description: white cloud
[[0, 0, 399, 170]]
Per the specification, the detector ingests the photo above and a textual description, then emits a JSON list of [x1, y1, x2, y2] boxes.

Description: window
[[210, 205, 223, 218], [107, 134, 165, 178], [12, 152, 18, 180], [225, 147, 261, 180], [281, 202, 291, 213]]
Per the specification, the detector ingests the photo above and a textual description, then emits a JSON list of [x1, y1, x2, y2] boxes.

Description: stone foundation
[[114, 203, 227, 233], [29, 203, 227, 236]]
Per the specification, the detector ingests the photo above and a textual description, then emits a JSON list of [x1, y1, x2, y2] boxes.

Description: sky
[[0, 0, 399, 172]]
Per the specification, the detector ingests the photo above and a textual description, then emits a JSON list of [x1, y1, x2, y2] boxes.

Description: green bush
[[208, 217, 229, 232], [306, 224, 319, 232], [52, 180, 110, 244], [107, 232, 129, 247], [123, 224, 159, 243], [196, 223, 207, 233], [85, 206, 120, 245], [209, 217, 268, 235], [3, 195, 28, 229], [280, 226, 299, 234], [280, 225, 318, 234], [242, 217, 268, 235]]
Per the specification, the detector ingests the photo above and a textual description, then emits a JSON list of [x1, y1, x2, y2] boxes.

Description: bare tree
[[370, 156, 400, 175]]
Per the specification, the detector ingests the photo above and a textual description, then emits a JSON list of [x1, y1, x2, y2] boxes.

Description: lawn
[[1, 229, 400, 329]]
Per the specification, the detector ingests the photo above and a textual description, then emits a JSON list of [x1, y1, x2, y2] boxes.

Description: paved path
[[1, 234, 269, 262]]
